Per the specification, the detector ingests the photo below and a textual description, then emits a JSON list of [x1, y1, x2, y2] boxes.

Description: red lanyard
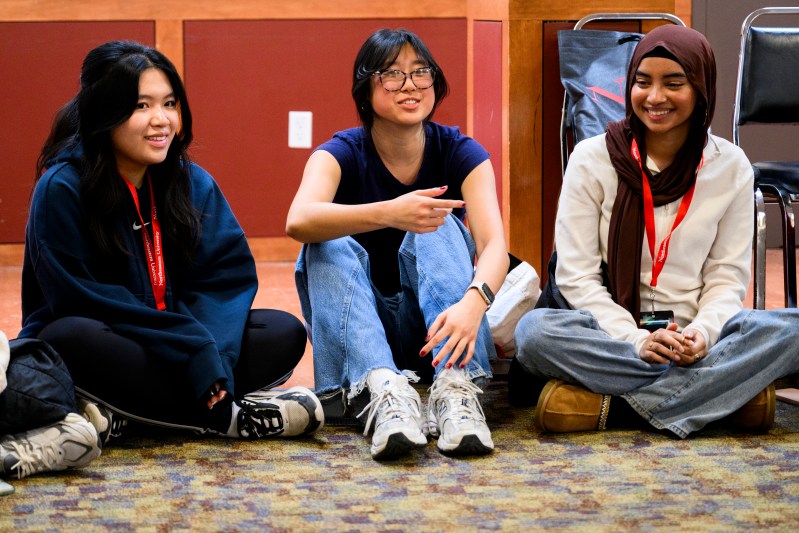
[[124, 175, 166, 311], [630, 139, 702, 288]]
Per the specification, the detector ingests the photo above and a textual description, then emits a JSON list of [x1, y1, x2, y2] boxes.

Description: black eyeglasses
[[373, 67, 435, 92]]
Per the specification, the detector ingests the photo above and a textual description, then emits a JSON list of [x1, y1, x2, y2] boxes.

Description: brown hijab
[[604, 25, 716, 321]]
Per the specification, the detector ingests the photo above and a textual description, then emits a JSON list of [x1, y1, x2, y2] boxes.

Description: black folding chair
[[733, 6, 799, 309]]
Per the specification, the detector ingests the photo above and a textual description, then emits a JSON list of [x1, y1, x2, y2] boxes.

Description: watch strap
[[467, 281, 494, 309]]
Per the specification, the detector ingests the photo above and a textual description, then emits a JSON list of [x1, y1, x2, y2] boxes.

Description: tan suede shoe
[[535, 379, 611, 433], [726, 383, 776, 432]]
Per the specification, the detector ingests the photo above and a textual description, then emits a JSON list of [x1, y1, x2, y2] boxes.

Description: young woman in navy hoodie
[[20, 41, 323, 444]]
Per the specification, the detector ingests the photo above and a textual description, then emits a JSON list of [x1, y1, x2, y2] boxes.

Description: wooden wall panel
[[183, 19, 468, 237], [0, 1, 465, 21], [507, 19, 539, 268], [0, 22, 154, 243]]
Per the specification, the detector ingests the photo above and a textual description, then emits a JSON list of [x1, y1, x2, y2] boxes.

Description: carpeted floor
[[2, 258, 798, 530], [3, 379, 799, 532]]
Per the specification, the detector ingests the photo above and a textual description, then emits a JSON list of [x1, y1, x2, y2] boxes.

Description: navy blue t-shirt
[[316, 122, 489, 294]]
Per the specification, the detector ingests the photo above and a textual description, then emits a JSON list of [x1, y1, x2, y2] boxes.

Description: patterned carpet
[[2, 380, 799, 532]]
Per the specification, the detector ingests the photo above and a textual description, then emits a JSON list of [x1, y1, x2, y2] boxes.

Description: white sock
[[438, 366, 467, 380], [367, 368, 399, 393], [226, 403, 242, 437]]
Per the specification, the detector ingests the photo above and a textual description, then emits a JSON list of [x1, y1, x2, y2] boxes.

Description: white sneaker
[[0, 413, 102, 479], [428, 368, 494, 455], [238, 386, 324, 438], [357, 374, 428, 460]]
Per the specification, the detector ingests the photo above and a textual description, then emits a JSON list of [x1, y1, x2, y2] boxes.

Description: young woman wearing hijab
[[20, 41, 323, 448], [510, 25, 799, 437]]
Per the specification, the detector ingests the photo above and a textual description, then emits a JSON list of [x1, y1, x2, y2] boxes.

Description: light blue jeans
[[515, 307, 799, 438], [295, 215, 494, 400]]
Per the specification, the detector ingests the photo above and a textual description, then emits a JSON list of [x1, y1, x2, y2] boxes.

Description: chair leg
[[754, 188, 767, 310], [776, 188, 797, 308]]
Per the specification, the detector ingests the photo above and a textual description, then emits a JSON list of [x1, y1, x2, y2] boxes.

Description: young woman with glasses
[[287, 29, 508, 459]]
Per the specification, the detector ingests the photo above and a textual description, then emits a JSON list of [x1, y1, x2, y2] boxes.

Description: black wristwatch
[[467, 281, 495, 310]]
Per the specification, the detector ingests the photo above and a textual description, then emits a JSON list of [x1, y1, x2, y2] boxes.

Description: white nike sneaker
[[427, 368, 494, 455], [358, 374, 428, 460], [237, 386, 324, 438]]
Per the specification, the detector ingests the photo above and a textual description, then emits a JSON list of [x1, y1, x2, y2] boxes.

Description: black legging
[[38, 309, 307, 432]]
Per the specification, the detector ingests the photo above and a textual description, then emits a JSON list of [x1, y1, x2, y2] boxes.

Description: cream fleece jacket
[[555, 133, 754, 355]]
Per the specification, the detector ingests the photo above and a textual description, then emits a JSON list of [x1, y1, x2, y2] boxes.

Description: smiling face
[[630, 56, 697, 145], [110, 68, 179, 186], [369, 44, 435, 129]]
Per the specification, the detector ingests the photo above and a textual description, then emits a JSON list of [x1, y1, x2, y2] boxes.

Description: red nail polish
[[432, 360, 439, 367], [459, 362, 466, 368], [425, 335, 430, 342], [446, 362, 452, 369], [440, 185, 448, 190], [419, 349, 426, 357]]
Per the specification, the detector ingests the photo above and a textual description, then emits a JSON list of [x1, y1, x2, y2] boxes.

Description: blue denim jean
[[515, 307, 799, 438], [295, 215, 494, 400]]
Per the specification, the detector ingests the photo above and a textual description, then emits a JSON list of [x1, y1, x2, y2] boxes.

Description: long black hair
[[352, 29, 449, 130], [36, 40, 200, 266]]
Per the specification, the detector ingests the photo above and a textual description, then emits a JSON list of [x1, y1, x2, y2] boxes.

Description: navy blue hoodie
[[20, 148, 258, 400]]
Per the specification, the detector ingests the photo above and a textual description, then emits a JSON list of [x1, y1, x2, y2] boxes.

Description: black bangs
[[641, 46, 679, 63]]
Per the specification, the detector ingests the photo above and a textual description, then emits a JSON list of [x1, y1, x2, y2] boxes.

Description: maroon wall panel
[[472, 20, 503, 210], [184, 19, 468, 238], [0, 22, 155, 243]]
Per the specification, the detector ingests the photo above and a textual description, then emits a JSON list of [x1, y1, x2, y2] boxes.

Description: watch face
[[481, 283, 495, 303]]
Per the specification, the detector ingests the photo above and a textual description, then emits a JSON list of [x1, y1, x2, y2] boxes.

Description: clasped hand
[[207, 382, 227, 409], [640, 322, 707, 366]]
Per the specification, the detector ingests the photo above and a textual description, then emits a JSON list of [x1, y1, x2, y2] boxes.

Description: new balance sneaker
[[427, 368, 494, 455], [0, 413, 102, 479], [357, 374, 428, 460], [237, 386, 324, 438], [77, 398, 128, 446]]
